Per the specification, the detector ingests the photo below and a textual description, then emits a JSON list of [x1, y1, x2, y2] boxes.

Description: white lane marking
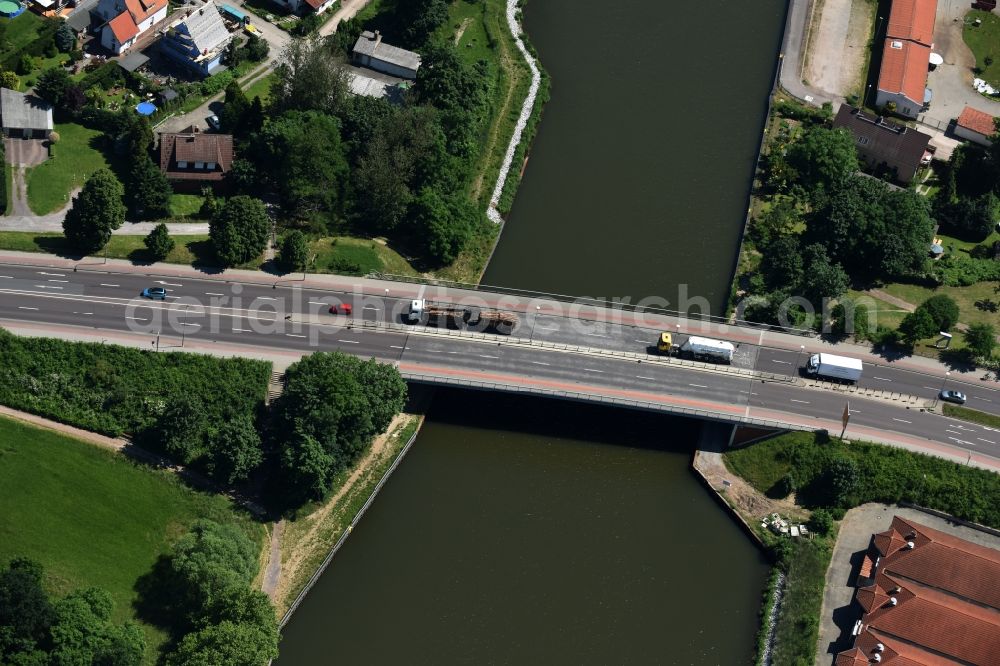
[[892, 418, 912, 424], [178, 322, 198, 327], [924, 386, 939, 390], [582, 332, 607, 337], [0, 275, 12, 278], [978, 438, 997, 445], [532, 361, 551, 366], [790, 399, 810, 404], [125, 315, 146, 321], [479, 354, 498, 359], [285, 333, 306, 338], [583, 368, 603, 373], [337, 339, 360, 344], [634, 339, 650, 344], [257, 296, 277, 300], [637, 376, 655, 380], [446, 351, 459, 354], [47, 279, 68, 283], [17, 306, 38, 311], [771, 359, 791, 365], [100, 283, 120, 287], [946, 429, 962, 435], [233, 327, 251, 332], [948, 437, 975, 447], [37, 272, 65, 276], [363, 306, 379, 310], [873, 376, 892, 382], [34, 285, 62, 289], [390, 345, 410, 350], [427, 349, 443, 353], [205, 292, 225, 296], [974, 397, 993, 403], [535, 325, 558, 331], [308, 301, 327, 305], [689, 383, 708, 389], [155, 281, 182, 286]]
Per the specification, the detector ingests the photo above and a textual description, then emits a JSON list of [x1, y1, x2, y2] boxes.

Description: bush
[[144, 223, 175, 261], [807, 508, 835, 536], [278, 230, 308, 273]]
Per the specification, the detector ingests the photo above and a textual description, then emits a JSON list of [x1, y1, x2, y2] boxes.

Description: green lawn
[[0, 415, 264, 663], [964, 9, 1000, 88], [0, 231, 211, 265], [168, 193, 205, 218], [309, 236, 419, 277], [20, 53, 72, 89], [0, 12, 46, 60], [243, 72, 276, 102], [879, 281, 1000, 330], [26, 122, 111, 215]]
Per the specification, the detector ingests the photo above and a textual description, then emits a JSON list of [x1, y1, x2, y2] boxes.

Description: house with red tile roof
[[95, 0, 168, 55], [954, 106, 996, 147], [158, 126, 234, 192], [835, 516, 1000, 666], [875, 0, 937, 118]]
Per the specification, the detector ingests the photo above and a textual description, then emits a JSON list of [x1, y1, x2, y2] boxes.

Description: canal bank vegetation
[[735, 95, 1000, 367], [0, 414, 265, 664], [725, 430, 1000, 664], [274, 412, 422, 617]]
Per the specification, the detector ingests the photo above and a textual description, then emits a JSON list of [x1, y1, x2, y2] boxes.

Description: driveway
[[803, 0, 874, 100], [4, 139, 49, 167], [922, 0, 1000, 127], [815, 503, 1000, 665]]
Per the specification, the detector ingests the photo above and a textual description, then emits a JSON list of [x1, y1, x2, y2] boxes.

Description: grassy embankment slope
[[0, 414, 264, 663]]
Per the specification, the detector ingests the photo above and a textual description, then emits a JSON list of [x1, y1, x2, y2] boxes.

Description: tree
[[898, 308, 937, 345], [819, 457, 859, 508], [407, 187, 473, 265], [919, 294, 960, 332], [143, 394, 208, 463], [759, 234, 803, 291], [168, 520, 258, 619], [49, 587, 144, 666], [964, 322, 997, 359], [278, 230, 308, 273], [55, 22, 76, 52], [270, 37, 350, 115], [62, 169, 126, 254], [205, 416, 263, 485], [0, 558, 52, 654], [199, 187, 221, 219], [34, 67, 72, 108], [16, 54, 32, 75], [243, 34, 269, 62], [144, 223, 175, 262], [807, 508, 835, 536], [0, 70, 19, 90], [165, 620, 278, 666], [398, 0, 449, 47], [127, 154, 172, 219], [220, 80, 249, 137], [785, 126, 858, 192], [273, 353, 407, 504], [938, 192, 998, 241], [251, 111, 349, 218], [801, 243, 849, 303], [209, 196, 270, 266]]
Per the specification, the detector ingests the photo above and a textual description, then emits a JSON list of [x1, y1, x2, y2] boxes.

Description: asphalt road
[[1, 264, 998, 467]]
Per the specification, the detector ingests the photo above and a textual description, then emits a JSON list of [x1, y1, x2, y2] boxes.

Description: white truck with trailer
[[804, 353, 863, 383], [678, 336, 735, 364]]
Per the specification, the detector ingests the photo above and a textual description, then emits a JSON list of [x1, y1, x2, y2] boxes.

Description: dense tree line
[[0, 558, 145, 665]]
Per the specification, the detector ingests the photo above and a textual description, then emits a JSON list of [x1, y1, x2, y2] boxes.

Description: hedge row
[[0, 329, 271, 437]]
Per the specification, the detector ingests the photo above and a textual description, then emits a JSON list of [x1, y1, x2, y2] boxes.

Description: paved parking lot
[[816, 503, 1000, 664]]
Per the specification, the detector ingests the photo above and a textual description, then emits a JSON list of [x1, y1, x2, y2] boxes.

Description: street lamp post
[[529, 305, 541, 343], [933, 371, 951, 408], [797, 344, 805, 370]]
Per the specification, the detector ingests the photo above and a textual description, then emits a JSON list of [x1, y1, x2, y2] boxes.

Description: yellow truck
[[656, 332, 672, 354]]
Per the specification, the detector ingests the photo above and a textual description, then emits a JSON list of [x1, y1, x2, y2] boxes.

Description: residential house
[[271, 0, 335, 15], [954, 105, 996, 146], [835, 516, 1000, 666], [159, 3, 233, 77], [352, 31, 420, 80], [95, 0, 168, 55], [833, 105, 931, 183], [0, 88, 53, 139], [158, 127, 234, 191], [875, 0, 937, 118]]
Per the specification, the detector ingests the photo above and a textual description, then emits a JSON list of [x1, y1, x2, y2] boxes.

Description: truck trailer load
[[678, 336, 735, 364], [804, 353, 863, 383], [407, 299, 518, 334]]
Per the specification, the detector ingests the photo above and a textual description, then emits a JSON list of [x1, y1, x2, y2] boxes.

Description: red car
[[329, 303, 353, 316]]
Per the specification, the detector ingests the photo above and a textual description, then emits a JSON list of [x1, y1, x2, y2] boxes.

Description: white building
[[95, 0, 168, 55], [954, 106, 996, 147], [352, 30, 420, 80]]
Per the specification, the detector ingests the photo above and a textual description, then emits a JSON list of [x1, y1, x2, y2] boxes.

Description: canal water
[[483, 0, 787, 315], [277, 392, 769, 663]]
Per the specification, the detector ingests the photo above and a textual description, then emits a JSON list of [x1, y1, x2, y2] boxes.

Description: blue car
[[141, 287, 167, 300]]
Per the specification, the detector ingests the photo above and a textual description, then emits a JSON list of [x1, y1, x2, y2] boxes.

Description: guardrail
[[402, 372, 814, 432]]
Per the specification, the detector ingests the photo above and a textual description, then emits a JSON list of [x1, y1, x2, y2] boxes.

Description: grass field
[[0, 12, 46, 60], [243, 72, 276, 102], [0, 414, 264, 663], [168, 193, 205, 218], [879, 281, 1000, 330], [964, 10, 1000, 88], [26, 122, 111, 215], [0, 231, 212, 265], [309, 236, 419, 277]]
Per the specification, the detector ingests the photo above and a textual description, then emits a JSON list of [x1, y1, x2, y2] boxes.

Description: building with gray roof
[[352, 31, 421, 80], [160, 3, 233, 77], [0, 88, 53, 139]]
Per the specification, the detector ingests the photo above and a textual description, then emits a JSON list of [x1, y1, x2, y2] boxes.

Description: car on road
[[329, 303, 353, 316], [206, 114, 221, 131], [939, 390, 967, 405], [141, 287, 167, 300]]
